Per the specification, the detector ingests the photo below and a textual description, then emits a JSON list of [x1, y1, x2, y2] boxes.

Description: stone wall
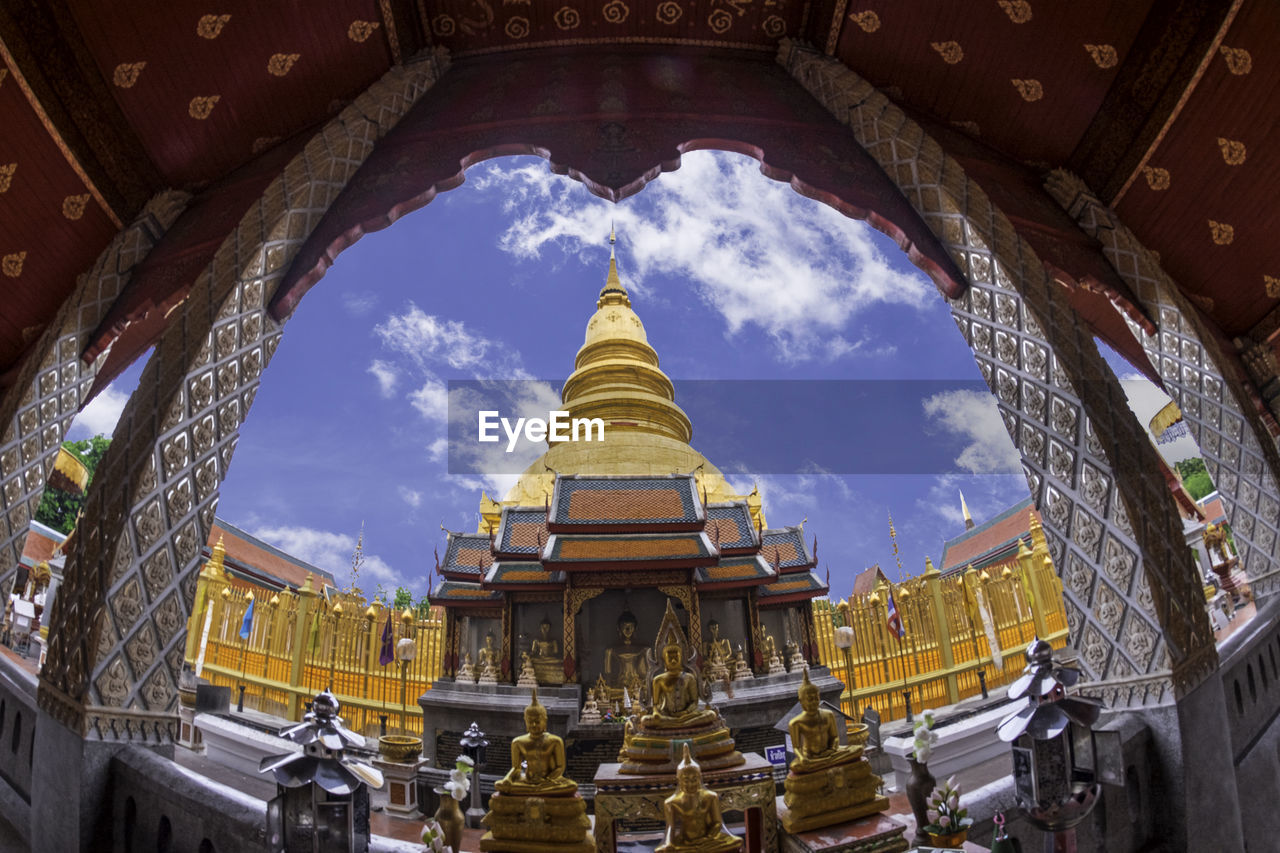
[[0, 655, 37, 848]]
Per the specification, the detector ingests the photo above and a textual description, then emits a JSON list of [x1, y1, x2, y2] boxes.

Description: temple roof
[[431, 580, 502, 606], [758, 570, 829, 606], [547, 474, 704, 532], [705, 503, 758, 552], [695, 555, 775, 589], [939, 497, 1039, 575], [483, 562, 565, 590], [760, 526, 815, 573], [493, 506, 547, 558], [542, 531, 718, 570], [441, 531, 493, 579]]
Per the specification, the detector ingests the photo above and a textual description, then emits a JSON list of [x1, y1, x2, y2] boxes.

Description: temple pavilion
[[422, 237, 839, 777]]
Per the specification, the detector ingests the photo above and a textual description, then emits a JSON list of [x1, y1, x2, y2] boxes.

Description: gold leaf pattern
[[196, 14, 231, 39], [1141, 166, 1170, 190], [603, 0, 629, 24], [112, 62, 146, 88], [62, 194, 90, 220], [998, 0, 1032, 23], [708, 8, 732, 33], [2, 251, 26, 278], [931, 41, 964, 64], [762, 14, 786, 38], [267, 53, 300, 77], [432, 14, 456, 36], [553, 6, 581, 29], [188, 95, 220, 119], [1188, 294, 1213, 312], [1084, 44, 1117, 69], [251, 136, 281, 155], [0, 163, 14, 194], [1217, 138, 1247, 165], [1012, 79, 1043, 101], [505, 16, 530, 38], [849, 11, 880, 33], [1209, 220, 1234, 245], [0, 68, 7, 87], [656, 1, 682, 25], [952, 120, 981, 137], [348, 20, 380, 42], [1266, 276, 1280, 299], [1219, 45, 1252, 75]]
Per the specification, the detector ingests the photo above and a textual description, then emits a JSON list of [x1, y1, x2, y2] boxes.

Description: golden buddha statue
[[482, 690, 592, 852], [495, 690, 577, 796], [643, 642, 718, 729], [702, 620, 732, 665], [603, 610, 647, 692], [656, 745, 742, 853], [530, 616, 564, 685], [780, 670, 887, 832], [477, 631, 499, 670]]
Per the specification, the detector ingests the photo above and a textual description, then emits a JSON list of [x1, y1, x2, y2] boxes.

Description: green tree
[[393, 585, 413, 611], [34, 435, 111, 534], [1174, 456, 1215, 501]]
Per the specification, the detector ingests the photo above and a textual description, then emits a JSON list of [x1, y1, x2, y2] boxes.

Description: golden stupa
[[480, 227, 763, 528]]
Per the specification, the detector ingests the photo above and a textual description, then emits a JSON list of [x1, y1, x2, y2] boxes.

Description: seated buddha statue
[[477, 631, 499, 671], [530, 616, 564, 684], [642, 642, 718, 729], [603, 611, 647, 693], [495, 690, 577, 796], [780, 670, 886, 832], [656, 745, 741, 853], [702, 620, 732, 665], [788, 669, 863, 773], [482, 690, 592, 853]]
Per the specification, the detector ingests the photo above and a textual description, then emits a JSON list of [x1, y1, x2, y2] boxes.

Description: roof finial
[[598, 222, 629, 307], [960, 490, 975, 530]]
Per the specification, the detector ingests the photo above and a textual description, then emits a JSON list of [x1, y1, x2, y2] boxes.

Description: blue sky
[[69, 151, 1196, 599]]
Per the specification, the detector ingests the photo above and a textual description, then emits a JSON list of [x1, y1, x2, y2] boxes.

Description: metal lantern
[[998, 639, 1117, 849], [261, 690, 384, 853], [460, 721, 489, 827]]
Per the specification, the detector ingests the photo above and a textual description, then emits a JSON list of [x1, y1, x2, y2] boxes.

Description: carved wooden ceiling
[[0, 0, 1276, 410]]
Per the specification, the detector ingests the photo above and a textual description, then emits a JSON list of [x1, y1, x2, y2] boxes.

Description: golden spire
[[888, 510, 906, 579], [960, 490, 975, 530], [561, 229, 692, 442]]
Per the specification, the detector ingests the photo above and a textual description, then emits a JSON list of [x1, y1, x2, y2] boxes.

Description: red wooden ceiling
[[1114, 1, 1280, 337]]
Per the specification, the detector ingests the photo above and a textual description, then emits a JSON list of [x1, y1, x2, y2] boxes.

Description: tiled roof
[[19, 522, 65, 566], [495, 506, 547, 556], [442, 532, 494, 576], [210, 518, 337, 590], [544, 532, 715, 565], [432, 580, 502, 604], [483, 562, 565, 587], [1200, 493, 1227, 526], [758, 570, 828, 601], [851, 565, 890, 596], [695, 555, 775, 587], [940, 497, 1037, 573], [549, 475, 702, 529], [760, 526, 814, 571], [705, 503, 756, 550]]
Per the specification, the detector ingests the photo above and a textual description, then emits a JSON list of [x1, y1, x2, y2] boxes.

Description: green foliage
[[34, 435, 111, 534], [1174, 457, 1215, 501], [393, 585, 413, 611]]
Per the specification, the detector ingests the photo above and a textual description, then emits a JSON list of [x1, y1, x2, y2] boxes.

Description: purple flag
[[379, 610, 394, 665]]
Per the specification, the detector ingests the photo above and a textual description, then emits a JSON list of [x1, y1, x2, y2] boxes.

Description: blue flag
[[239, 597, 255, 640]]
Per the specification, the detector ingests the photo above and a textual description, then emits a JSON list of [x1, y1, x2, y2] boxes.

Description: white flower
[[422, 820, 446, 852]]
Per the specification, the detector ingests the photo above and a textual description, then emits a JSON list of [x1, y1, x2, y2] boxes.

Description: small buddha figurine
[[788, 669, 862, 773], [731, 646, 753, 681], [656, 745, 742, 853], [456, 652, 477, 683], [593, 675, 610, 706], [642, 642, 717, 729], [530, 616, 564, 684], [516, 651, 538, 688], [786, 638, 806, 672], [762, 631, 786, 675], [580, 694, 602, 725], [495, 690, 577, 796]]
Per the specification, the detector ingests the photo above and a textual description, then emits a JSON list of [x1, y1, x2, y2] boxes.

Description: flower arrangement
[[912, 710, 938, 763], [924, 776, 973, 842], [436, 754, 474, 802], [420, 821, 448, 853]]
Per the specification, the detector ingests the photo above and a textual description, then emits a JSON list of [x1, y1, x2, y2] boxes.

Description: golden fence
[[186, 562, 445, 737], [812, 546, 1069, 726]]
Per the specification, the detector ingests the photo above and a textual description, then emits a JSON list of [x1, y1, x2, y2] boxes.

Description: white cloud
[[922, 389, 1022, 475], [368, 359, 399, 397], [374, 305, 517, 373], [410, 380, 450, 423], [470, 151, 934, 362], [67, 385, 130, 441], [248, 524, 400, 590], [427, 437, 449, 462], [398, 486, 423, 508], [342, 291, 378, 316]]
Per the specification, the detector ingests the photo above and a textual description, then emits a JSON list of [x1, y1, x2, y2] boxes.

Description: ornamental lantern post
[[998, 638, 1119, 853], [460, 721, 489, 827]]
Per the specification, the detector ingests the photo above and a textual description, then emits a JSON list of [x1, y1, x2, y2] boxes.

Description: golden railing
[[185, 559, 445, 737], [812, 543, 1069, 725]]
